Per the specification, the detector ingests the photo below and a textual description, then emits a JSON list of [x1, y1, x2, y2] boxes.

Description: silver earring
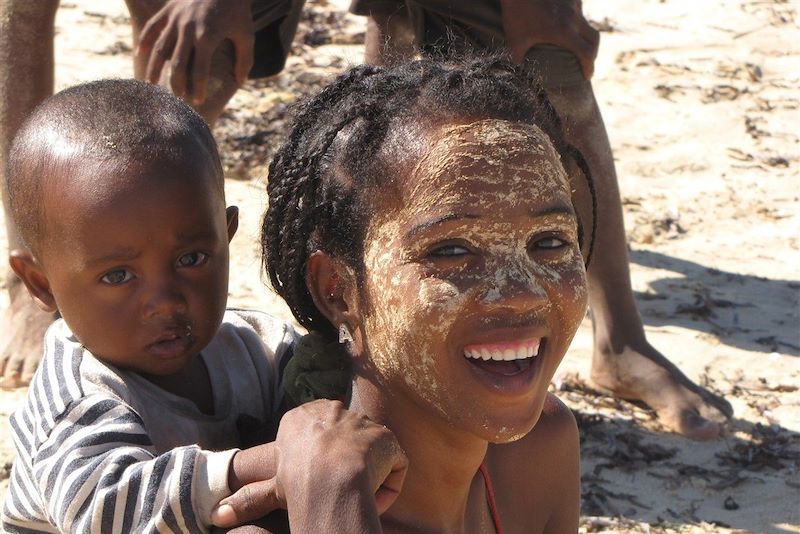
[[338, 323, 354, 344]]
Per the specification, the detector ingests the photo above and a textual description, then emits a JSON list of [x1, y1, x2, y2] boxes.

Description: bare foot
[[0, 278, 53, 388], [590, 339, 734, 441]]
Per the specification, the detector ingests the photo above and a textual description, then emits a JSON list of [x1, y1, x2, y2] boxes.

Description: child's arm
[[212, 400, 407, 532], [21, 394, 235, 533]]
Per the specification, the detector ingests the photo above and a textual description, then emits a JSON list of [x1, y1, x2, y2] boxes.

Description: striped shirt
[[2, 309, 297, 533]]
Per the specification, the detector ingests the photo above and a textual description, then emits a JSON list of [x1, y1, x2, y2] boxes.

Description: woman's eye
[[429, 244, 470, 258], [533, 236, 567, 250], [101, 269, 133, 285], [177, 252, 209, 268]]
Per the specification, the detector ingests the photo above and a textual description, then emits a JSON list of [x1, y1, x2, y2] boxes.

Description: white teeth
[[464, 340, 542, 362]]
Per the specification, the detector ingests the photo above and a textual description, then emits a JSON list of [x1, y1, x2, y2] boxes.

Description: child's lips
[[147, 328, 193, 358]]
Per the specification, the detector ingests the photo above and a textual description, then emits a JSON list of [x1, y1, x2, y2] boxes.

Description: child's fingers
[[211, 479, 283, 528], [374, 464, 406, 515]]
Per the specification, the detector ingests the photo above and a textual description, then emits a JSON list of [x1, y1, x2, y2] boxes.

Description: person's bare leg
[[545, 78, 733, 440], [0, 0, 60, 388], [124, 0, 240, 126]]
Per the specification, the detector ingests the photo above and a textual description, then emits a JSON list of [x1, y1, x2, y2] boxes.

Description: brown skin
[[304, 120, 585, 532], [216, 400, 408, 533], [11, 145, 406, 531], [213, 120, 584, 532], [363, 0, 733, 441], [10, 150, 236, 411], [1, 0, 253, 388]]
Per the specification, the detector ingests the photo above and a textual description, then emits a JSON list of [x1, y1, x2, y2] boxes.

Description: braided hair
[[263, 56, 597, 337]]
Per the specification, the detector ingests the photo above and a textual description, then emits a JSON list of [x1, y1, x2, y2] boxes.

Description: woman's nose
[[478, 264, 548, 313]]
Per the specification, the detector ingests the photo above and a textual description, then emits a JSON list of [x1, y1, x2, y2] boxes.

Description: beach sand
[[1, 1, 798, 532]]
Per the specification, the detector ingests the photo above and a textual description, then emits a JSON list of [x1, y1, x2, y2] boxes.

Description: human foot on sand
[[590, 338, 734, 441], [0, 278, 53, 388]]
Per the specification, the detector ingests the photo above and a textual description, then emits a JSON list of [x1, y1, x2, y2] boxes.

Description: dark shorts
[[349, 0, 585, 87], [250, 0, 306, 78]]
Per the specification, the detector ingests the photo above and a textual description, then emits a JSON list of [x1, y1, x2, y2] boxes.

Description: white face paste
[[358, 119, 588, 442]]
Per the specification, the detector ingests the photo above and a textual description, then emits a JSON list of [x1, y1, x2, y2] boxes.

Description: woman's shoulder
[[490, 392, 578, 459], [529, 392, 579, 445], [485, 393, 580, 532]]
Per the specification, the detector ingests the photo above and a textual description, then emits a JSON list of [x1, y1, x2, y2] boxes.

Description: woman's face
[[357, 119, 588, 442]]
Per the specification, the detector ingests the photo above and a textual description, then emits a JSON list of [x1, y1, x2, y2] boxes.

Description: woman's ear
[[8, 251, 58, 313], [306, 250, 358, 328]]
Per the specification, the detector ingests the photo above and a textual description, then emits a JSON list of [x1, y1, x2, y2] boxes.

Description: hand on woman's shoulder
[[486, 393, 580, 533]]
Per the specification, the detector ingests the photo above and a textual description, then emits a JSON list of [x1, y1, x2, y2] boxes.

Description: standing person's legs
[[0, 0, 60, 388], [528, 46, 733, 439], [358, 1, 733, 439]]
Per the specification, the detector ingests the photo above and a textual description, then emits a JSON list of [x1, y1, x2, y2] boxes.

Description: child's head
[[264, 58, 592, 441], [6, 79, 237, 377]]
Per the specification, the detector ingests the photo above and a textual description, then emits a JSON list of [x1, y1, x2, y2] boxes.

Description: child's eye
[[101, 269, 134, 285], [429, 244, 471, 258], [177, 252, 209, 268]]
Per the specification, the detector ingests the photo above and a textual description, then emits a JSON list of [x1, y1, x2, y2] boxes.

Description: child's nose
[[143, 280, 188, 319]]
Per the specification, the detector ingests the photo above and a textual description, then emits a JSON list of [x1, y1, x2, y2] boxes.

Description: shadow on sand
[[559, 375, 800, 534], [629, 249, 800, 357]]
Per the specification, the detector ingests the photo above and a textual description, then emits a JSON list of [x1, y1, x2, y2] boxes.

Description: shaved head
[[6, 78, 223, 255]]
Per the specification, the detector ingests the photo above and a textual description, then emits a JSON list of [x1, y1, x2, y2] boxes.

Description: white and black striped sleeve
[[29, 395, 235, 534]]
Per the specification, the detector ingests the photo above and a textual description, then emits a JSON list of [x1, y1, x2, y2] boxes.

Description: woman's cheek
[[554, 255, 589, 339]]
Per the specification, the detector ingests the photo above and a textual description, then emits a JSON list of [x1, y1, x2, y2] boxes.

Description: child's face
[[36, 153, 235, 378], [358, 119, 588, 442]]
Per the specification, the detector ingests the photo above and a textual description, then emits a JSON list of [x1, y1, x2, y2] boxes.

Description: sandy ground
[[1, 0, 798, 532]]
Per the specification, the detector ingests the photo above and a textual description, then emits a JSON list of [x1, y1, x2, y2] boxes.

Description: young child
[[246, 57, 591, 531], [1, 79, 405, 533]]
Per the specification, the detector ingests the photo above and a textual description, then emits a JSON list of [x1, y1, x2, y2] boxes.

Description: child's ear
[[8, 251, 57, 313], [306, 250, 357, 328], [225, 206, 239, 242]]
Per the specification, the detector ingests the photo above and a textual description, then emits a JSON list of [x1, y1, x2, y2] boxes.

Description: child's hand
[[499, 0, 600, 79], [210, 479, 282, 528]]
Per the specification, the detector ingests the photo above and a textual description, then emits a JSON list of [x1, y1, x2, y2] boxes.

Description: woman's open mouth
[[463, 338, 542, 377]]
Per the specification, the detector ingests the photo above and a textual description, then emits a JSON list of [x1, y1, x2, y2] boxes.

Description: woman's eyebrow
[[405, 213, 480, 238], [404, 203, 576, 239], [530, 203, 576, 219]]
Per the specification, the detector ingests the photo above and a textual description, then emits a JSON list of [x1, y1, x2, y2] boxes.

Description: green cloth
[[283, 332, 352, 406]]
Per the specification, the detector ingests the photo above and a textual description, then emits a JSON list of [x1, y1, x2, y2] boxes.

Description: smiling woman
[[258, 56, 595, 532]]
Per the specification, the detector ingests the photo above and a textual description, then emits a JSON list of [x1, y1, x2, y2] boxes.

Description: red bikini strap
[[479, 462, 503, 534]]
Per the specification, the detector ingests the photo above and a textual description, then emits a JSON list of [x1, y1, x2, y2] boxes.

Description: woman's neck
[[350, 376, 490, 532]]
